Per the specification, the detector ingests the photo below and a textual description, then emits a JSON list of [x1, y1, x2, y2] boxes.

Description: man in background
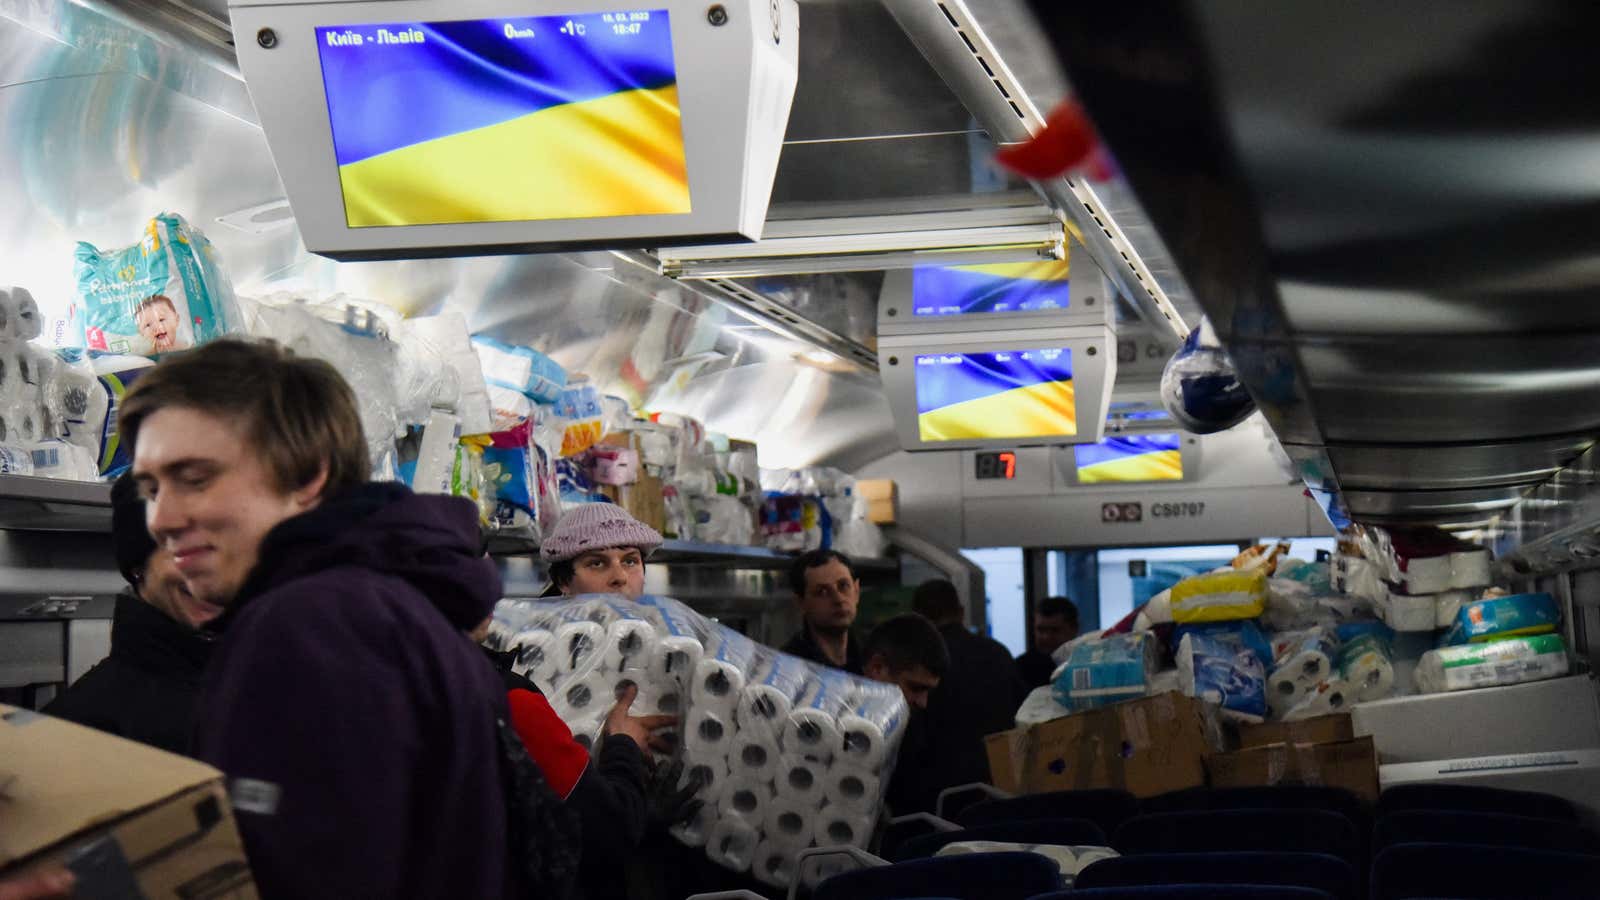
[[860, 613, 950, 816], [45, 473, 221, 754], [902, 579, 1030, 813], [781, 549, 864, 674], [1016, 596, 1080, 688]]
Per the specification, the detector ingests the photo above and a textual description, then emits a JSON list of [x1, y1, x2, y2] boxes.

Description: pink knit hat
[[540, 502, 664, 563]]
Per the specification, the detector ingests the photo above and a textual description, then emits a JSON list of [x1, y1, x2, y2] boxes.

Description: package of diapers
[[73, 213, 238, 356]]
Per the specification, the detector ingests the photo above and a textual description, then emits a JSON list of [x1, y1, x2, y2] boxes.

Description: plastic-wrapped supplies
[[1016, 684, 1071, 726], [1052, 632, 1155, 712], [1177, 625, 1268, 723], [1441, 593, 1559, 646], [1169, 569, 1268, 624], [1415, 634, 1570, 694], [1376, 589, 1437, 633], [1338, 632, 1396, 702], [490, 595, 907, 887], [73, 214, 240, 356], [471, 336, 567, 429], [555, 379, 606, 458], [0, 287, 42, 342]]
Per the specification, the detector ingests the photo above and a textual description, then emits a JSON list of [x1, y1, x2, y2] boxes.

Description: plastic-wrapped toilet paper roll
[[751, 839, 800, 889], [764, 797, 819, 851], [603, 617, 657, 673], [508, 628, 559, 688], [670, 804, 719, 849], [1384, 592, 1437, 632], [825, 766, 881, 814], [813, 809, 873, 849], [692, 628, 758, 713], [0, 288, 42, 341], [783, 674, 851, 761], [1267, 630, 1336, 716], [705, 819, 759, 873], [715, 775, 773, 828], [555, 620, 607, 674], [1450, 548, 1492, 590], [554, 670, 613, 721], [567, 714, 605, 752], [729, 731, 780, 781], [739, 653, 809, 737], [686, 706, 737, 758], [777, 755, 828, 807], [1339, 633, 1396, 702], [838, 686, 906, 773], [1282, 679, 1351, 721], [681, 751, 729, 806], [1434, 589, 1471, 629], [7, 405, 45, 445], [799, 854, 852, 891], [634, 595, 706, 685]]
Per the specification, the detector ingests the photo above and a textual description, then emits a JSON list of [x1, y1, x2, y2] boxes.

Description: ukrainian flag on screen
[[1075, 434, 1184, 483], [912, 258, 1070, 316], [315, 13, 690, 227], [915, 349, 1076, 441]]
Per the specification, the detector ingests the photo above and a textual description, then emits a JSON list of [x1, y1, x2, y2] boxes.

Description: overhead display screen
[[911, 259, 1070, 317], [1075, 433, 1184, 483], [314, 11, 690, 228], [914, 347, 1076, 442]]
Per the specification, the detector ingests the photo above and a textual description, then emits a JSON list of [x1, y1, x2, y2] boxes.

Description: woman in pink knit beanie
[[540, 502, 664, 598]]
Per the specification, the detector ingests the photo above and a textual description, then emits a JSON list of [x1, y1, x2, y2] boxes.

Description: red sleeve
[[506, 688, 590, 800]]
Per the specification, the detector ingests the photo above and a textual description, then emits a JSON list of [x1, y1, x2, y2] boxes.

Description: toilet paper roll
[[729, 731, 780, 782], [6, 405, 45, 445], [670, 804, 719, 849], [738, 654, 809, 737], [567, 714, 605, 752], [686, 707, 737, 758], [813, 809, 873, 849], [682, 751, 729, 806], [1435, 591, 1466, 629], [764, 798, 817, 850], [1450, 548, 1492, 590], [1267, 631, 1337, 715], [508, 628, 559, 689], [825, 767, 881, 814], [554, 670, 613, 721], [650, 636, 705, 688], [715, 775, 773, 828], [1282, 679, 1351, 721], [604, 618, 657, 673], [1339, 634, 1396, 703], [751, 839, 800, 889], [777, 755, 828, 807], [705, 819, 760, 873], [838, 688, 906, 773], [799, 853, 853, 891], [782, 675, 851, 760], [0, 288, 41, 341], [1384, 592, 1437, 632], [692, 628, 759, 712], [555, 621, 607, 675]]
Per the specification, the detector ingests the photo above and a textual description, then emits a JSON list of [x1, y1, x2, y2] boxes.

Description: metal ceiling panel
[[1310, 437, 1595, 493], [1040, 1, 1600, 533]]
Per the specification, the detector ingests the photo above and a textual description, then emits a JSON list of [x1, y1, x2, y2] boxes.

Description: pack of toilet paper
[[486, 594, 909, 887]]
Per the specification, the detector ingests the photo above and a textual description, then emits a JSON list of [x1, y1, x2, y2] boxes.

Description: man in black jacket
[[45, 474, 221, 755], [1016, 595, 1079, 688], [900, 579, 1029, 812]]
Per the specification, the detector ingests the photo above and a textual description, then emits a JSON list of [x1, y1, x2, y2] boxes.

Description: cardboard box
[[1207, 736, 1381, 805], [1236, 713, 1354, 751], [0, 706, 257, 897], [985, 692, 1223, 798], [856, 479, 898, 524], [599, 470, 667, 534]]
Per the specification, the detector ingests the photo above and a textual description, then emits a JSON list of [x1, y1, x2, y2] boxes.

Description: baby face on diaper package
[[73, 213, 238, 357]]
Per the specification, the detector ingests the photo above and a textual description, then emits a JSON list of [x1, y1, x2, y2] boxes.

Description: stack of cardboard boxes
[[985, 694, 1380, 803]]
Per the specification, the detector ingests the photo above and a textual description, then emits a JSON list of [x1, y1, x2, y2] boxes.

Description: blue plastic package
[[1052, 632, 1155, 712], [1177, 624, 1269, 721], [1442, 592, 1560, 646], [1176, 619, 1272, 668], [74, 213, 237, 356]]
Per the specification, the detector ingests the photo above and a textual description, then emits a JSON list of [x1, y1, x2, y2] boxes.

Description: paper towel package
[[1415, 634, 1570, 694], [1441, 592, 1559, 646], [491, 594, 908, 886]]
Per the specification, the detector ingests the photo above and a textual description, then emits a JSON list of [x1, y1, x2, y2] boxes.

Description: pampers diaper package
[[73, 213, 239, 356]]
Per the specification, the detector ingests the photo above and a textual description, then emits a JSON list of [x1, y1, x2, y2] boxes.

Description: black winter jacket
[[45, 591, 213, 755]]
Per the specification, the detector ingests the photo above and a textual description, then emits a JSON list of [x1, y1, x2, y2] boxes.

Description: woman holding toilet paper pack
[[541, 501, 664, 599]]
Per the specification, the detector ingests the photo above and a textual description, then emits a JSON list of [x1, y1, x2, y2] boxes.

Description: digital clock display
[[975, 451, 1017, 480]]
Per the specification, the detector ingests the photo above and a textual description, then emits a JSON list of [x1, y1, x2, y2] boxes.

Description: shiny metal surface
[[1044, 1, 1600, 540]]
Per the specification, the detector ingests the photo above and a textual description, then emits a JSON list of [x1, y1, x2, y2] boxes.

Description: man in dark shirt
[[896, 579, 1030, 813], [780, 549, 864, 675], [1016, 596, 1080, 688], [860, 613, 950, 816]]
